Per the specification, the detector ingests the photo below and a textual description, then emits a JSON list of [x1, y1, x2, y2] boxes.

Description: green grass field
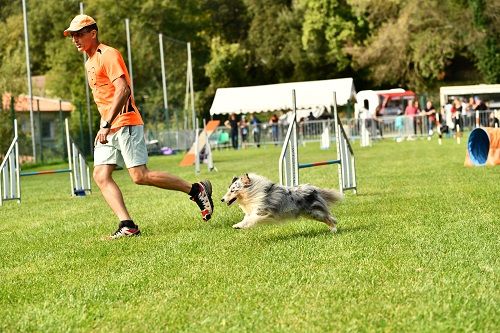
[[0, 137, 498, 332]]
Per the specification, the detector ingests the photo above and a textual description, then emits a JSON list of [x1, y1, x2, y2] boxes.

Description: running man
[[64, 15, 213, 239]]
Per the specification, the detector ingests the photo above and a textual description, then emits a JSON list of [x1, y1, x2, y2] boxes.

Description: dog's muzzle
[[221, 197, 237, 206]]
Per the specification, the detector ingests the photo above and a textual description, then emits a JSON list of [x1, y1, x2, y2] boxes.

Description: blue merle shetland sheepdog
[[221, 173, 343, 232]]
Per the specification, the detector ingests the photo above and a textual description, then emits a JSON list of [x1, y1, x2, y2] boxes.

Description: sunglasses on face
[[69, 29, 93, 38]]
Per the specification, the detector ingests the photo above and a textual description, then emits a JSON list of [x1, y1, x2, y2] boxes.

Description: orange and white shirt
[[85, 43, 143, 130]]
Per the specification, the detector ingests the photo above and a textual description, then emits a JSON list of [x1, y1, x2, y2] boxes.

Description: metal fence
[[345, 109, 498, 141], [145, 110, 499, 151]]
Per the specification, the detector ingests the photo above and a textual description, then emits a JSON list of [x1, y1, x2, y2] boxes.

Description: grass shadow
[[263, 223, 372, 242], [335, 224, 372, 235], [347, 192, 380, 197]]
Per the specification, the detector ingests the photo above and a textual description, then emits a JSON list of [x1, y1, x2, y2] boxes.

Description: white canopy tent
[[209, 78, 356, 122], [440, 84, 500, 107]]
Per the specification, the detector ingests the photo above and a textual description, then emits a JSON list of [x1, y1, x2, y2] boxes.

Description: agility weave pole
[[279, 90, 357, 194], [278, 90, 299, 188], [333, 100, 358, 193], [0, 118, 91, 206], [0, 119, 21, 205], [66, 117, 92, 196]]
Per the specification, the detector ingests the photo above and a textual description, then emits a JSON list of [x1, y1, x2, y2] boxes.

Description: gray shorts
[[94, 125, 148, 168]]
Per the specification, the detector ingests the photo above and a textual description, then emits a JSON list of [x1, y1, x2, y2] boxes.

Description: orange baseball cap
[[63, 14, 96, 36]]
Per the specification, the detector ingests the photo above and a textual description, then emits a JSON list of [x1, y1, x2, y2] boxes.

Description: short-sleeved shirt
[[405, 105, 418, 117], [425, 106, 436, 121], [228, 119, 238, 134], [85, 43, 143, 130]]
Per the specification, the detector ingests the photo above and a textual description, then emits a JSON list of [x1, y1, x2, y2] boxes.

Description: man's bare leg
[[93, 164, 131, 221], [127, 165, 213, 221], [127, 165, 191, 192]]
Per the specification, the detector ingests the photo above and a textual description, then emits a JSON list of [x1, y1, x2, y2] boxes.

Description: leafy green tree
[[239, 0, 359, 84], [0, 13, 26, 95], [299, 0, 356, 73], [0, 108, 14, 153], [468, 0, 500, 83], [205, 37, 249, 91], [347, 0, 468, 90], [201, 0, 250, 43], [2, 0, 500, 144], [347, 0, 499, 90]]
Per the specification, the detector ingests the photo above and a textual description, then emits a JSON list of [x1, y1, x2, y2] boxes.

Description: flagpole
[[22, 0, 36, 162], [159, 33, 169, 129], [80, 2, 93, 153], [125, 18, 134, 99]]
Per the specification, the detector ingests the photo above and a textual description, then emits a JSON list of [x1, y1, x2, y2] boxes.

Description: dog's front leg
[[232, 214, 264, 229]]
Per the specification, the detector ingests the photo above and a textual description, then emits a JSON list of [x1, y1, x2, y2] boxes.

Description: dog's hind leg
[[324, 215, 338, 233], [308, 210, 338, 233]]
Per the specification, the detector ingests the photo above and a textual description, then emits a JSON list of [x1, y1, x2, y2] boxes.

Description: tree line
[[1, 0, 498, 139]]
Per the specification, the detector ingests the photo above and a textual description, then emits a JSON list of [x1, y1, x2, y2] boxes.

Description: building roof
[[2, 93, 74, 112]]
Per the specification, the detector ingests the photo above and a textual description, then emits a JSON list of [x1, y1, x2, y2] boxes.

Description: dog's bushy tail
[[318, 188, 344, 204]]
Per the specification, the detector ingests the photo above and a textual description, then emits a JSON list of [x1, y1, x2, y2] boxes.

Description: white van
[[354, 88, 417, 119]]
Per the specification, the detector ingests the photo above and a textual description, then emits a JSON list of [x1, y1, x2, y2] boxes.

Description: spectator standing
[[250, 113, 261, 148], [395, 110, 405, 143], [467, 96, 475, 111], [451, 97, 463, 137], [269, 114, 279, 145], [473, 96, 487, 126], [466, 97, 475, 128], [490, 111, 500, 128], [404, 99, 418, 140], [307, 111, 316, 121], [239, 115, 249, 149], [461, 98, 469, 129], [414, 100, 424, 136], [224, 113, 239, 149], [306, 111, 317, 136], [423, 100, 437, 140], [373, 104, 384, 139]]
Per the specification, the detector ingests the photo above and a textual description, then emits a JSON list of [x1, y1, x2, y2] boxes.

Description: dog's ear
[[231, 176, 238, 184], [242, 173, 251, 187]]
